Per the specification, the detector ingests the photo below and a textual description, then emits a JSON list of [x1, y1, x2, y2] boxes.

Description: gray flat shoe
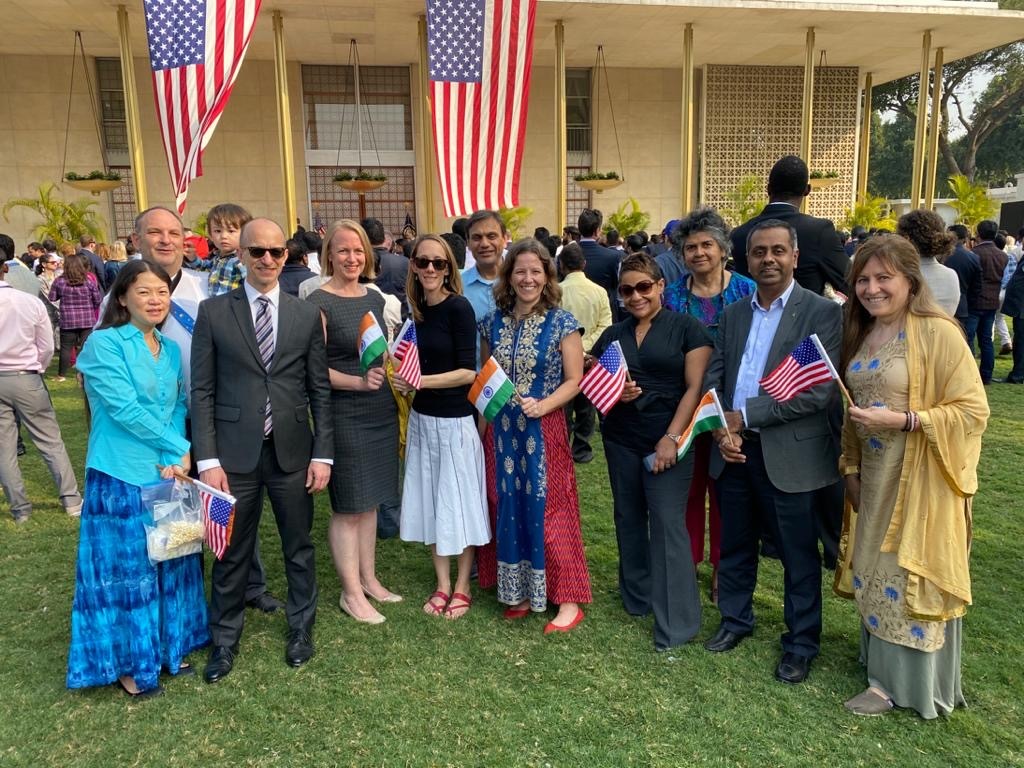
[[844, 687, 894, 716]]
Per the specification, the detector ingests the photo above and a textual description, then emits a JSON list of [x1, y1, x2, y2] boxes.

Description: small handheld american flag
[[759, 334, 836, 402], [580, 340, 628, 415], [390, 318, 422, 390], [194, 480, 236, 561]]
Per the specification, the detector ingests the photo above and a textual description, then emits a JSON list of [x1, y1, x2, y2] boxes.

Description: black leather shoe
[[997, 377, 1024, 384], [285, 629, 314, 668], [203, 645, 237, 684], [775, 652, 811, 684], [246, 592, 285, 613], [703, 624, 752, 653]]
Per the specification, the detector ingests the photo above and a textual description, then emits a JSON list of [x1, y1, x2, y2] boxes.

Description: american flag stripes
[[391, 319, 423, 390], [196, 481, 236, 560], [143, 0, 262, 213], [425, 0, 537, 217], [759, 335, 836, 402], [580, 341, 628, 415]]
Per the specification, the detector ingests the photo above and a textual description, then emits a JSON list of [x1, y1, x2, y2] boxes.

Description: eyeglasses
[[618, 280, 657, 298], [413, 257, 449, 272], [246, 246, 286, 259]]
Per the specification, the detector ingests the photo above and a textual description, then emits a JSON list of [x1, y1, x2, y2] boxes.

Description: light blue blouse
[[77, 324, 190, 487]]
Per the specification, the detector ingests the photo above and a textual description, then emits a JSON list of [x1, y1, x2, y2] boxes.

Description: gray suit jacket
[[190, 286, 333, 475], [702, 283, 842, 493]]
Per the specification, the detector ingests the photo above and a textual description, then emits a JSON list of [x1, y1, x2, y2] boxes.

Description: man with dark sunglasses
[[192, 218, 333, 683], [702, 219, 842, 687]]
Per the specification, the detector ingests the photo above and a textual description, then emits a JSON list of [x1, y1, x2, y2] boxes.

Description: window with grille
[[109, 165, 137, 241], [302, 65, 412, 152], [96, 58, 128, 153], [308, 166, 417, 237], [566, 69, 592, 224]]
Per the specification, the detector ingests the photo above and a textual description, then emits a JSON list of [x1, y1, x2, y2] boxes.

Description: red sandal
[[443, 592, 472, 620], [503, 605, 530, 620], [423, 590, 449, 616]]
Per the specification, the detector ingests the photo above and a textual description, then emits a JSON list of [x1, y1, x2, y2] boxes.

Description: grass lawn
[[1, 359, 1023, 767]]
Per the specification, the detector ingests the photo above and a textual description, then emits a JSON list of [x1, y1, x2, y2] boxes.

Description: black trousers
[[604, 439, 701, 649], [58, 328, 91, 376], [565, 393, 596, 461], [715, 439, 822, 659], [209, 438, 317, 648]]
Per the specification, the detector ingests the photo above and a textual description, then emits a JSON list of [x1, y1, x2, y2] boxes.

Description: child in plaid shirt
[[206, 203, 252, 296]]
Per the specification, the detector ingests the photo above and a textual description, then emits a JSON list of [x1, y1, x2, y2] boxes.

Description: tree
[[872, 41, 1024, 183], [604, 197, 651, 237], [946, 174, 999, 227], [720, 176, 767, 227], [2, 183, 106, 245]]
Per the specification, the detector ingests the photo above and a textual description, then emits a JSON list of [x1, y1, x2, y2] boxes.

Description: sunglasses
[[413, 257, 449, 272], [618, 280, 657, 298], [246, 246, 286, 259]]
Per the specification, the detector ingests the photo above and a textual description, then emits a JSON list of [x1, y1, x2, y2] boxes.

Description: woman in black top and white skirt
[[394, 235, 490, 620], [590, 252, 713, 651]]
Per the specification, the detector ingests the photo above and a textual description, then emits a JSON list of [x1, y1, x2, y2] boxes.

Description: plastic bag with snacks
[[141, 478, 205, 564]]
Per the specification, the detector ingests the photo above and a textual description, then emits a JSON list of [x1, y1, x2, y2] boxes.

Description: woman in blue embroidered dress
[[662, 207, 755, 603], [477, 238, 591, 634], [68, 261, 209, 697]]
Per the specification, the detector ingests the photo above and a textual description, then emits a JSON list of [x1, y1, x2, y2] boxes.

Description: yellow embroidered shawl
[[835, 312, 989, 621]]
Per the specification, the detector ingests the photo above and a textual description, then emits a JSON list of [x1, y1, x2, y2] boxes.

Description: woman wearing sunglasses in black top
[[589, 252, 713, 652]]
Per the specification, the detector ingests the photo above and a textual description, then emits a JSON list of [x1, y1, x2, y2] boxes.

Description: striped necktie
[[254, 296, 274, 435]]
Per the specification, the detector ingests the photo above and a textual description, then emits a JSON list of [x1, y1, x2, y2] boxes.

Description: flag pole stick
[[157, 465, 194, 484], [809, 333, 854, 406], [708, 387, 738, 449]]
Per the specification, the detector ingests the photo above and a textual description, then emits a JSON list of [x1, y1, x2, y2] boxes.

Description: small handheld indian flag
[[358, 311, 388, 373], [643, 388, 728, 472], [468, 356, 517, 422]]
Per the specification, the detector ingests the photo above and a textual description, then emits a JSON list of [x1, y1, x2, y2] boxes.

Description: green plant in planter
[[3, 182, 106, 245], [333, 170, 387, 182], [721, 175, 767, 228], [946, 174, 998, 228], [498, 206, 533, 240], [64, 170, 122, 182], [573, 171, 620, 182], [604, 197, 650, 237], [840, 193, 897, 232]]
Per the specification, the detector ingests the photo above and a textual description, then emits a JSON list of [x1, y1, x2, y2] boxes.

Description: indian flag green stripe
[[481, 378, 516, 421], [358, 312, 388, 373]]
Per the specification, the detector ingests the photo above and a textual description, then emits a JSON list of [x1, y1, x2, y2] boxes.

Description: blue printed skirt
[[67, 469, 210, 692]]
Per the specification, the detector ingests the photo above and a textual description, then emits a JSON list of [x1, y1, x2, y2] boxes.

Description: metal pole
[[116, 5, 148, 210], [417, 16, 437, 232], [272, 11, 297, 232], [910, 30, 932, 209], [856, 72, 873, 202], [799, 27, 815, 213], [680, 23, 695, 213], [554, 21, 567, 233], [352, 40, 363, 167], [924, 47, 944, 210]]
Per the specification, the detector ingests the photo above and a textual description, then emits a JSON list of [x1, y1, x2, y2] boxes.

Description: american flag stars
[[426, 0, 486, 82], [144, 0, 206, 71]]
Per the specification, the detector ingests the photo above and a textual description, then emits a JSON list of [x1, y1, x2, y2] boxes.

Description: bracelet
[[664, 432, 681, 443], [902, 412, 911, 432], [841, 465, 861, 476]]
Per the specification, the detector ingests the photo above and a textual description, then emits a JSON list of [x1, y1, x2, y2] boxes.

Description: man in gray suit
[[701, 219, 842, 685], [191, 218, 333, 683]]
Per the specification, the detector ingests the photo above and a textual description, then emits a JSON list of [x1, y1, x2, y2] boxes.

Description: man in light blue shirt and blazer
[[701, 219, 842, 686]]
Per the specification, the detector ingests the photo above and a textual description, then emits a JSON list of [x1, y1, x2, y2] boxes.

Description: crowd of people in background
[[2, 153, 1016, 720]]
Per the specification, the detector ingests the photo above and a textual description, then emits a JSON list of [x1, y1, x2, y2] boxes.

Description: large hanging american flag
[[425, 0, 537, 217], [142, 0, 262, 213]]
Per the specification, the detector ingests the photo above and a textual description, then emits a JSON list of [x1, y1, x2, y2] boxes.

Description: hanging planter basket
[[64, 173, 123, 196], [332, 171, 387, 194], [577, 178, 623, 194], [335, 179, 387, 194], [808, 175, 841, 190]]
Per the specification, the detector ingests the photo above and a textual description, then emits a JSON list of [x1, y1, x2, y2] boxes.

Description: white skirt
[[400, 411, 491, 557]]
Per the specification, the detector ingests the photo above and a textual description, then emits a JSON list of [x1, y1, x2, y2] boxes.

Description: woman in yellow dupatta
[[836, 234, 988, 719]]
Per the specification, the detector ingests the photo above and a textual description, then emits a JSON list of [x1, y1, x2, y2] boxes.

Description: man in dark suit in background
[[730, 155, 850, 297], [192, 218, 333, 684], [77, 234, 106, 290], [969, 219, 1008, 384], [730, 155, 849, 568], [945, 224, 982, 335], [702, 219, 842, 685], [578, 208, 623, 318]]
